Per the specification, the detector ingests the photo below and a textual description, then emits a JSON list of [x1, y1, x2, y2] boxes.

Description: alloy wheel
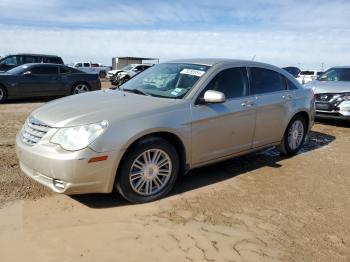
[[129, 149, 172, 196], [287, 120, 304, 150], [73, 84, 89, 94]]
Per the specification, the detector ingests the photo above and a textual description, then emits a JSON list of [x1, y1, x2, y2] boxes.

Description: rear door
[[19, 65, 61, 96], [249, 67, 288, 148], [191, 67, 256, 164]]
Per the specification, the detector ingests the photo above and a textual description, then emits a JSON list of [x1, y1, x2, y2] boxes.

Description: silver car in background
[[16, 59, 315, 203], [305, 66, 350, 120]]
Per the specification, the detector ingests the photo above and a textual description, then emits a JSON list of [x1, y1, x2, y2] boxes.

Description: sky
[[0, 0, 349, 69]]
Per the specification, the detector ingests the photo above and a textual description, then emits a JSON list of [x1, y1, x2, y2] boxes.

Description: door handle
[[282, 94, 292, 100], [241, 101, 256, 107]]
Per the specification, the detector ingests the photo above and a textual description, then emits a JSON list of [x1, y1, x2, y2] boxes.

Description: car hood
[[31, 90, 181, 127], [305, 80, 350, 94], [108, 70, 121, 74]]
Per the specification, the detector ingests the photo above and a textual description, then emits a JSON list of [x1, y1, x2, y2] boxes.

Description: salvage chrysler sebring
[[16, 59, 315, 203]]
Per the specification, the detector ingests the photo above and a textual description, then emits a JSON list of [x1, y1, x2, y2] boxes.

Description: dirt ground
[[0, 84, 350, 261]]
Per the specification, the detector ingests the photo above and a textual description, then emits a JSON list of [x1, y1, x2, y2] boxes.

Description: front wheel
[[277, 116, 307, 156], [116, 137, 179, 203]]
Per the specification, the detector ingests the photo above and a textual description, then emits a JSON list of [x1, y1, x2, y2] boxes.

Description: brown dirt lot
[[0, 87, 350, 261]]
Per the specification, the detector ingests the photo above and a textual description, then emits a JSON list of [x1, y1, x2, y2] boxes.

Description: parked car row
[[16, 59, 315, 203]]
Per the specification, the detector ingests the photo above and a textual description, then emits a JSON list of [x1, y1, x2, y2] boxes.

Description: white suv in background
[[106, 64, 153, 80], [296, 70, 323, 84]]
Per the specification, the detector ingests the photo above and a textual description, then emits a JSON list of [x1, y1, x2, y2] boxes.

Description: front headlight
[[343, 93, 350, 101], [51, 121, 108, 151]]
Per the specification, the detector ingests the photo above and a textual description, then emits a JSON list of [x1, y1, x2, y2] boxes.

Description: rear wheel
[[277, 115, 307, 155], [71, 83, 90, 95], [116, 137, 179, 203], [0, 85, 7, 103]]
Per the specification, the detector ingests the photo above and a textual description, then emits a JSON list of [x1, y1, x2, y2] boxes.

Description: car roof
[[3, 53, 61, 58], [20, 63, 65, 67], [167, 58, 281, 68], [331, 66, 350, 69]]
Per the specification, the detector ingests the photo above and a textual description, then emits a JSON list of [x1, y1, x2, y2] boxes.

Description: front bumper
[[16, 131, 119, 195], [315, 98, 350, 120]]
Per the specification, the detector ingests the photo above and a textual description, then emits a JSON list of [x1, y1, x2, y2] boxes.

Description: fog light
[[53, 179, 66, 189]]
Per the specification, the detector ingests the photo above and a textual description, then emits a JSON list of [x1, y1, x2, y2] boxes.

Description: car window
[[31, 66, 59, 75], [83, 63, 90, 67], [60, 67, 71, 74], [76, 63, 82, 67], [201, 67, 249, 100], [250, 67, 285, 94], [317, 68, 350, 82], [23, 56, 37, 63], [285, 77, 299, 90], [300, 71, 315, 75], [44, 57, 61, 64], [3, 56, 18, 66]]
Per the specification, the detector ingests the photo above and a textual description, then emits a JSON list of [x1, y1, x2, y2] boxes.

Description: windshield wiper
[[121, 88, 151, 96]]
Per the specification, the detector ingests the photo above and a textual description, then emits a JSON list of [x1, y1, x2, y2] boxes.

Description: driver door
[[191, 67, 257, 165], [18, 65, 61, 96]]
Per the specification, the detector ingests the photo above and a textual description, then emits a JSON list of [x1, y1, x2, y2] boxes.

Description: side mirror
[[132, 68, 139, 72], [199, 90, 226, 104], [23, 71, 32, 76]]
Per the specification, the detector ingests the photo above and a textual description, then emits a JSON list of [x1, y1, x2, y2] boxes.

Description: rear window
[[285, 77, 299, 90], [250, 67, 286, 94], [31, 65, 58, 74], [23, 56, 38, 63], [300, 71, 315, 75]]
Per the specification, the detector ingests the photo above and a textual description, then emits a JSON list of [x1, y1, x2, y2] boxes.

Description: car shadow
[[71, 130, 335, 209]]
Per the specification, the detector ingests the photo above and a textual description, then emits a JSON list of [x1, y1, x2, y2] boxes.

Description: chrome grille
[[21, 117, 51, 145], [315, 93, 334, 102]]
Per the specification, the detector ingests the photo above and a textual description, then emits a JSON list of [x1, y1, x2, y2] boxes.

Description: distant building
[[112, 57, 159, 70]]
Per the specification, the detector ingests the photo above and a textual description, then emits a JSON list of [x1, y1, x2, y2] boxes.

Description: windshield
[[318, 68, 350, 82], [122, 64, 134, 71], [121, 63, 210, 98], [7, 65, 29, 75]]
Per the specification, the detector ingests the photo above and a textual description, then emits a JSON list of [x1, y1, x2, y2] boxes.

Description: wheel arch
[[289, 110, 310, 131], [114, 131, 188, 187]]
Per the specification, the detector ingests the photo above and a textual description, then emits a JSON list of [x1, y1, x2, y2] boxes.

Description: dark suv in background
[[0, 54, 64, 71]]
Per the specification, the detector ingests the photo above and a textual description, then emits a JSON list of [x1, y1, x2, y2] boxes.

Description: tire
[[116, 137, 179, 203], [71, 82, 90, 95], [277, 115, 307, 156], [99, 70, 106, 78], [0, 85, 7, 103]]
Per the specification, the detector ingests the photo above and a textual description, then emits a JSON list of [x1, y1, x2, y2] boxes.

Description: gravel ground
[[0, 83, 350, 261]]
